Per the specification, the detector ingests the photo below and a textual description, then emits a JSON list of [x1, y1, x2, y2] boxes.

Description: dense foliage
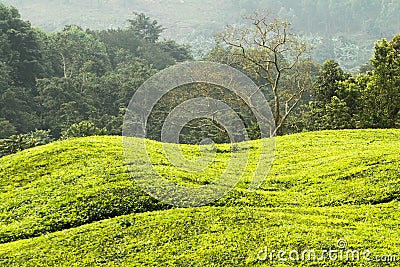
[[0, 3, 399, 156], [3, 0, 400, 68], [290, 36, 400, 132], [0, 3, 192, 144], [0, 129, 52, 157]]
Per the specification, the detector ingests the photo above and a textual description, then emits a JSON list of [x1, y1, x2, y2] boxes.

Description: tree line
[[0, 4, 191, 140], [0, 3, 399, 156], [210, 12, 399, 135]]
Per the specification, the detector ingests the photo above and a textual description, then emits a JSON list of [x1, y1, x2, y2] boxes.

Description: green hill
[[0, 130, 399, 266]]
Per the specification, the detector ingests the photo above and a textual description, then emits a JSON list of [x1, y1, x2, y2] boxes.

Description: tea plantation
[[0, 130, 399, 266]]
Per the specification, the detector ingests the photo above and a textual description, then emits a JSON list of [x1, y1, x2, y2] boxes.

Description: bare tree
[[217, 11, 312, 135]]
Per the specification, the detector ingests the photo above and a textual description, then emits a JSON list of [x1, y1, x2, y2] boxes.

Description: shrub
[[0, 129, 53, 157], [61, 121, 107, 139]]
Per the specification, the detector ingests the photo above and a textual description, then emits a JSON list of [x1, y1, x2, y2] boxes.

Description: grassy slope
[[0, 129, 399, 266]]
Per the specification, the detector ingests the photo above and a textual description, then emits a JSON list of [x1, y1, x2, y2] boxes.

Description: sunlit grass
[[0, 129, 399, 266]]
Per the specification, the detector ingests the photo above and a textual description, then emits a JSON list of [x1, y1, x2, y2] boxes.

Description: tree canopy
[[0, 3, 399, 155]]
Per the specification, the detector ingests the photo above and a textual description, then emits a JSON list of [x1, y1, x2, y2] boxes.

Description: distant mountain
[[2, 0, 400, 69]]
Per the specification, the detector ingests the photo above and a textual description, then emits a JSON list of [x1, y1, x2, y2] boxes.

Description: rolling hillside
[[0, 129, 399, 266]]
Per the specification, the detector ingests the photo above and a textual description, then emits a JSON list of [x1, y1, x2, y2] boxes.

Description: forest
[[0, 2, 399, 156], [2, 0, 400, 69]]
